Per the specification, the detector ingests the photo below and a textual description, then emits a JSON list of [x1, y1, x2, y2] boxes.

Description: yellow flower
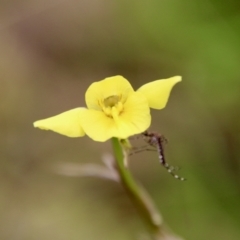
[[34, 75, 181, 142]]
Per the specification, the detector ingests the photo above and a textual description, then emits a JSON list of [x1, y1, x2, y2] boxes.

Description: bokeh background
[[1, 0, 240, 239]]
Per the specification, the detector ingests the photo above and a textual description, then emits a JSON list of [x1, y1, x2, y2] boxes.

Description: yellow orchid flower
[[33, 75, 181, 142]]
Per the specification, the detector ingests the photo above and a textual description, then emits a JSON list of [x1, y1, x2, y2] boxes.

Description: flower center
[[103, 95, 120, 107], [102, 95, 123, 119]]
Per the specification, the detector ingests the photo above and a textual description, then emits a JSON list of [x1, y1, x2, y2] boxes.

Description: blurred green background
[[1, 0, 240, 239]]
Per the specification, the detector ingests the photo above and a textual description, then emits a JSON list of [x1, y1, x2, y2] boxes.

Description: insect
[[140, 131, 186, 181]]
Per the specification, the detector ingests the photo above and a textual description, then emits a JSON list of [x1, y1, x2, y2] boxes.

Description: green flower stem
[[111, 137, 163, 234]]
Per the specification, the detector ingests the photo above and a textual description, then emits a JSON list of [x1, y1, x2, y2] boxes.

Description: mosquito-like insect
[[141, 131, 186, 181]]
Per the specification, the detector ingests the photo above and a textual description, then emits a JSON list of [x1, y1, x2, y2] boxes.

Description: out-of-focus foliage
[[1, 0, 240, 239]]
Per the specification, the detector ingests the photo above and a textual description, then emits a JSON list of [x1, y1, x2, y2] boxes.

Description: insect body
[[142, 131, 186, 181]]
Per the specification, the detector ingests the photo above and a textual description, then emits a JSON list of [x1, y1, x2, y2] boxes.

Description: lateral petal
[[33, 108, 86, 137], [79, 110, 117, 142], [137, 76, 182, 109], [117, 92, 151, 137]]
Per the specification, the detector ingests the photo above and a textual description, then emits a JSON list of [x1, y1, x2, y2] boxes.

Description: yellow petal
[[117, 92, 151, 137], [137, 76, 182, 109], [85, 76, 134, 110], [33, 108, 86, 137], [80, 92, 151, 142], [79, 110, 117, 142]]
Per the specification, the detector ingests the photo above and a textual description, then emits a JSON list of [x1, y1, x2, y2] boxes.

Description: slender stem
[[111, 138, 185, 240], [111, 137, 162, 233]]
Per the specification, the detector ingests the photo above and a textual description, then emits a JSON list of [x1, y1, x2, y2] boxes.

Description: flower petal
[[85, 76, 134, 110], [80, 92, 151, 142], [79, 110, 117, 142], [33, 108, 86, 137], [137, 76, 182, 109], [117, 92, 151, 137]]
